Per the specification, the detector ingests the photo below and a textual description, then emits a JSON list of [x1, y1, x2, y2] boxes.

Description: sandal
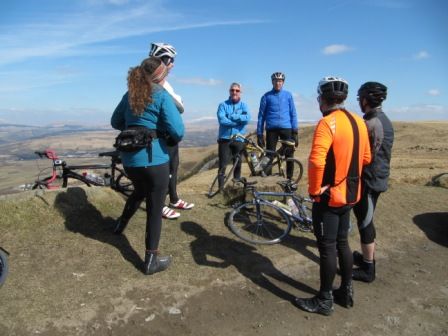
[[162, 206, 180, 219], [169, 199, 194, 210]]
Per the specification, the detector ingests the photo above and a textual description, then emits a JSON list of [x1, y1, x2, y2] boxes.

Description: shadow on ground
[[413, 212, 448, 247], [181, 221, 318, 303], [54, 187, 143, 270]]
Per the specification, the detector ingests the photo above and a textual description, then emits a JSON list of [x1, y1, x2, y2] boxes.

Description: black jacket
[[362, 108, 394, 192]]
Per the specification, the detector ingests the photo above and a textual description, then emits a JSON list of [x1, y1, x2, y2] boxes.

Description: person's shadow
[[223, 211, 320, 265], [54, 187, 142, 269], [413, 212, 448, 247], [181, 221, 317, 303]]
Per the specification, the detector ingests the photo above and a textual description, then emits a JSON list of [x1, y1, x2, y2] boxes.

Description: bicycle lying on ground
[[32, 149, 133, 196], [208, 134, 303, 198], [228, 178, 313, 245], [0, 247, 9, 288]]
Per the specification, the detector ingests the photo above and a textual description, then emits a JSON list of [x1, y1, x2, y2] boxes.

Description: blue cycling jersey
[[257, 89, 298, 135]]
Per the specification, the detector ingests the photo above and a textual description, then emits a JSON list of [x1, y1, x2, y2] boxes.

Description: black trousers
[[121, 163, 169, 251], [217, 139, 245, 187], [312, 202, 353, 293], [166, 143, 180, 204], [266, 128, 294, 178]]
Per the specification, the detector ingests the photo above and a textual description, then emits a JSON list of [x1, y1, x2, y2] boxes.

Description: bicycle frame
[[33, 149, 130, 195], [231, 135, 284, 177], [248, 188, 312, 226]]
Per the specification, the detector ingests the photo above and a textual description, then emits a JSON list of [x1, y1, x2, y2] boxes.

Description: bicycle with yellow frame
[[207, 134, 303, 198]]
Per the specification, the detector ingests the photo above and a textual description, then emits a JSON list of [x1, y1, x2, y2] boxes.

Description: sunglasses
[[161, 56, 174, 66], [230, 89, 240, 93]]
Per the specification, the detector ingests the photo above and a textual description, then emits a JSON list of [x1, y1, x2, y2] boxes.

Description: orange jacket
[[308, 109, 371, 207]]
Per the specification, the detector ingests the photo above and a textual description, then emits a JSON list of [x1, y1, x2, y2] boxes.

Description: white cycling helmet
[[149, 42, 177, 58], [317, 76, 349, 100], [271, 72, 286, 81]]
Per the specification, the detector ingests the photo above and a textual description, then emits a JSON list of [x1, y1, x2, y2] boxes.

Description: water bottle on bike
[[250, 153, 262, 173], [83, 172, 104, 185], [287, 198, 299, 216]]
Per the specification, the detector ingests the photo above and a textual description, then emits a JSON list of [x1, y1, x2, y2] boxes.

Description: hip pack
[[114, 126, 158, 152]]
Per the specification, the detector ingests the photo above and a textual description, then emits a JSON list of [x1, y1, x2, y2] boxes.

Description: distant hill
[[0, 123, 110, 145]]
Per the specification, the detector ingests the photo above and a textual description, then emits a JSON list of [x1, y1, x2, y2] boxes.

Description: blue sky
[[0, 0, 447, 126]]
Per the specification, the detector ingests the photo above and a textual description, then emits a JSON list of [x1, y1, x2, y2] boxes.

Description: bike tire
[[0, 249, 8, 288], [207, 157, 239, 198], [116, 172, 134, 197], [228, 200, 292, 244], [283, 158, 304, 184]]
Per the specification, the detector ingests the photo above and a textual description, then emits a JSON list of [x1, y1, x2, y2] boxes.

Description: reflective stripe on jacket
[[308, 109, 371, 207]]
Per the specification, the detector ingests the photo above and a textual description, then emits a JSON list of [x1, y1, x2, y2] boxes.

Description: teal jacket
[[111, 84, 184, 167]]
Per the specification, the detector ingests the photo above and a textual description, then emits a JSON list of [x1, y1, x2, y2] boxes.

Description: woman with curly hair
[[111, 57, 184, 275]]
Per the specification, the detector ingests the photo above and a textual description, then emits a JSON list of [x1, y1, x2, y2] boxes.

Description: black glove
[[257, 135, 265, 148], [292, 130, 299, 147]]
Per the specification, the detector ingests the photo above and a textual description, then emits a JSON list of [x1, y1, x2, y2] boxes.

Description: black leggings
[[121, 163, 169, 251], [166, 144, 179, 204], [312, 202, 353, 292], [353, 186, 380, 244], [266, 128, 294, 178], [218, 139, 245, 185]]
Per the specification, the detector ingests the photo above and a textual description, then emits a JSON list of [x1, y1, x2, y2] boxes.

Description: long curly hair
[[127, 57, 168, 116]]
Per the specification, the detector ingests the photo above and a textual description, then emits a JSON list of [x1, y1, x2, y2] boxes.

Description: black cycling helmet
[[271, 72, 286, 81], [317, 76, 349, 101], [358, 82, 387, 107]]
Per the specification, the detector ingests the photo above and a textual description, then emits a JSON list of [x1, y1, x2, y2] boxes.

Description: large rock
[[431, 173, 448, 188]]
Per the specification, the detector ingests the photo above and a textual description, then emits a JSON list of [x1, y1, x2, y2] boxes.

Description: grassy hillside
[[0, 120, 447, 334], [0, 121, 447, 195], [0, 171, 447, 334]]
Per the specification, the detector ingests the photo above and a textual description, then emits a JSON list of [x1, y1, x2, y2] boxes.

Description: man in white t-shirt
[[149, 42, 194, 219]]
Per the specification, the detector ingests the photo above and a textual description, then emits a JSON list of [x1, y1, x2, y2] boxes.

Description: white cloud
[[175, 77, 223, 86], [0, 3, 266, 66], [428, 89, 440, 96], [322, 44, 352, 55], [413, 50, 430, 60], [389, 104, 448, 121]]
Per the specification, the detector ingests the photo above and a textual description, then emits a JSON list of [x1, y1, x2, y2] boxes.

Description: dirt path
[[0, 180, 447, 335]]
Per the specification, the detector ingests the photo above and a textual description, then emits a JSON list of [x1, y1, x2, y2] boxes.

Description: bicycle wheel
[[228, 200, 292, 244], [116, 172, 134, 197], [0, 249, 8, 288], [207, 157, 239, 198], [283, 158, 304, 184]]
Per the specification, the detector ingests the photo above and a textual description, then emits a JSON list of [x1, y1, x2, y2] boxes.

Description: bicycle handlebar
[[230, 134, 264, 152], [35, 149, 59, 160], [277, 180, 298, 192]]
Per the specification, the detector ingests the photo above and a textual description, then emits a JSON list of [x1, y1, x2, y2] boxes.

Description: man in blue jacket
[[257, 72, 298, 179], [216, 83, 251, 189]]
